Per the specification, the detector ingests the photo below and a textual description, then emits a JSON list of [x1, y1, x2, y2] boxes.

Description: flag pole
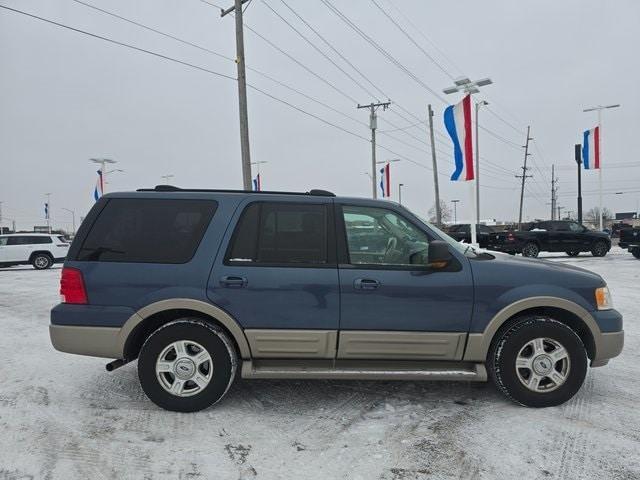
[[598, 109, 603, 231], [470, 180, 477, 246]]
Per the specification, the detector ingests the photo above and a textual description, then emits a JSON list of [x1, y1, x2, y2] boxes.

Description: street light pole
[[583, 103, 620, 230], [44, 193, 51, 234], [61, 208, 76, 236], [574, 144, 583, 224], [90, 158, 121, 194], [475, 100, 488, 224]]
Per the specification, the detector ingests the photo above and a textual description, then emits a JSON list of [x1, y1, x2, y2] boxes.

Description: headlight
[[595, 286, 613, 310]]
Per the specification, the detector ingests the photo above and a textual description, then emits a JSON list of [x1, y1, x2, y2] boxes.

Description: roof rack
[[137, 185, 336, 197]]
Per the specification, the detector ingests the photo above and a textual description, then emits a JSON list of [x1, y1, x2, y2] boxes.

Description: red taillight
[[60, 267, 88, 304]]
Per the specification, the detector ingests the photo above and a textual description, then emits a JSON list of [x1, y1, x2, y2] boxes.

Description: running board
[[241, 359, 487, 382]]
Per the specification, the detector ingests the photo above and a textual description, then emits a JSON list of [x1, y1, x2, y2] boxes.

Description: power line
[[319, 0, 448, 104], [369, 0, 455, 81]]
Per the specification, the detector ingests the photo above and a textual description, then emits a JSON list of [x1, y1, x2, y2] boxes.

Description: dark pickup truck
[[446, 224, 495, 248], [619, 227, 640, 259], [487, 220, 611, 258]]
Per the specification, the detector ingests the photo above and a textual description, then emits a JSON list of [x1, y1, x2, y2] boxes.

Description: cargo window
[[77, 199, 217, 263], [226, 202, 328, 266]]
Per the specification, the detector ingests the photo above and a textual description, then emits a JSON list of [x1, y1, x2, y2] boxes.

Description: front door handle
[[354, 278, 380, 290], [219, 276, 248, 288]]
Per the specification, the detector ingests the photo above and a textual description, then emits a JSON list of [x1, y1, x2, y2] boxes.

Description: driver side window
[[342, 205, 429, 266]]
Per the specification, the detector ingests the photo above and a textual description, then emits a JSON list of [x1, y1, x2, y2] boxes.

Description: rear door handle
[[219, 276, 248, 288], [354, 278, 380, 290]]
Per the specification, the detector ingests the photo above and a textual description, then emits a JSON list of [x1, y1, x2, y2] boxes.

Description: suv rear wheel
[[31, 253, 52, 270], [591, 240, 608, 257], [488, 316, 587, 407], [138, 319, 237, 412], [521, 242, 540, 258]]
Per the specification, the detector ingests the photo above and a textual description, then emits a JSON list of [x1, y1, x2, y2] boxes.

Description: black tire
[[31, 253, 53, 270], [565, 251, 580, 257], [488, 316, 587, 408], [632, 248, 640, 259], [521, 242, 540, 258], [138, 319, 237, 412], [590, 240, 608, 257]]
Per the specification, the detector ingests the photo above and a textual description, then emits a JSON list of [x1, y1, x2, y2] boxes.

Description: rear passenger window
[[77, 199, 217, 263], [227, 202, 328, 265]]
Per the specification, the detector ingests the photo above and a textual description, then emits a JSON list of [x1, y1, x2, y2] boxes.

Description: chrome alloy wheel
[[155, 340, 213, 397], [515, 337, 570, 393], [34, 255, 50, 268]]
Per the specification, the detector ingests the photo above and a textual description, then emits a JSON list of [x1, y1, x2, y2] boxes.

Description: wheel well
[[492, 306, 596, 360], [123, 308, 241, 361], [29, 250, 53, 262]]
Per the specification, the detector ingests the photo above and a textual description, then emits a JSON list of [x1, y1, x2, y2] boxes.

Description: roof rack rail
[[136, 185, 336, 197]]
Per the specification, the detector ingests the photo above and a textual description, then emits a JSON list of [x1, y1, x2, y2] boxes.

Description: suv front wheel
[[488, 316, 587, 407], [138, 319, 237, 412]]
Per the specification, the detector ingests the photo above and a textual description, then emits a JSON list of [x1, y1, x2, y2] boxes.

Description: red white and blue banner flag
[[444, 94, 475, 181], [582, 126, 600, 170], [93, 169, 104, 201], [44, 203, 49, 219], [252, 173, 261, 191], [379, 162, 391, 198]]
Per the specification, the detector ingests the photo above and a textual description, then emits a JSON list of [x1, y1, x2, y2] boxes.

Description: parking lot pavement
[[0, 248, 638, 480]]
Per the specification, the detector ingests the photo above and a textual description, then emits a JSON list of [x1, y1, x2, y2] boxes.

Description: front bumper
[[591, 330, 624, 367]]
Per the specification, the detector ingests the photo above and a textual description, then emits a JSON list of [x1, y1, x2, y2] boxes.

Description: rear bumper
[[50, 324, 122, 359]]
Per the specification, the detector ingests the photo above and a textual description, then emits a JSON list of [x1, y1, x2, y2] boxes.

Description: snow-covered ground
[[0, 248, 638, 480]]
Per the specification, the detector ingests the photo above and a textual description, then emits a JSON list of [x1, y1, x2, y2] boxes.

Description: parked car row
[[445, 221, 612, 258], [0, 234, 70, 269]]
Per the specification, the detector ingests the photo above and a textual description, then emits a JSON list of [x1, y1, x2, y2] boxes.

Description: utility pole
[[358, 101, 391, 199], [550, 164, 559, 220], [427, 104, 441, 226], [221, 0, 253, 190], [451, 199, 460, 224], [516, 126, 533, 229]]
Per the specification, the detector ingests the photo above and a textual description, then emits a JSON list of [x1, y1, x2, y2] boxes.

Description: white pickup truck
[[0, 233, 70, 269]]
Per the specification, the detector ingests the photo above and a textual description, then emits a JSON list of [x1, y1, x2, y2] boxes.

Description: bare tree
[[428, 200, 451, 224], [585, 206, 613, 225]]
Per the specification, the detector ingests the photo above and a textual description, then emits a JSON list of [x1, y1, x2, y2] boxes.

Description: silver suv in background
[[0, 233, 70, 269]]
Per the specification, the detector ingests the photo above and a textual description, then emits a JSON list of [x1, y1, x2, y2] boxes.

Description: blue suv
[[50, 187, 624, 411]]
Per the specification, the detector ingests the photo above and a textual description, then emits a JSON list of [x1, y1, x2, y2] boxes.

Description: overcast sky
[[1, 0, 639, 231]]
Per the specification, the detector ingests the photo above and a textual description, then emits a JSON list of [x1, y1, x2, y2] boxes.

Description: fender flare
[[117, 298, 252, 359], [463, 296, 602, 362]]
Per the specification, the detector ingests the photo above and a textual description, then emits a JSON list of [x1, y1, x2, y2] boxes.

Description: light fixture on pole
[[443, 76, 493, 247], [161, 174, 174, 185], [90, 158, 123, 193], [582, 103, 620, 231], [451, 199, 460, 224]]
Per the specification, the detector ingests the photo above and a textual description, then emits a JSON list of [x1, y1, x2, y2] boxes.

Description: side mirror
[[427, 240, 452, 269]]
